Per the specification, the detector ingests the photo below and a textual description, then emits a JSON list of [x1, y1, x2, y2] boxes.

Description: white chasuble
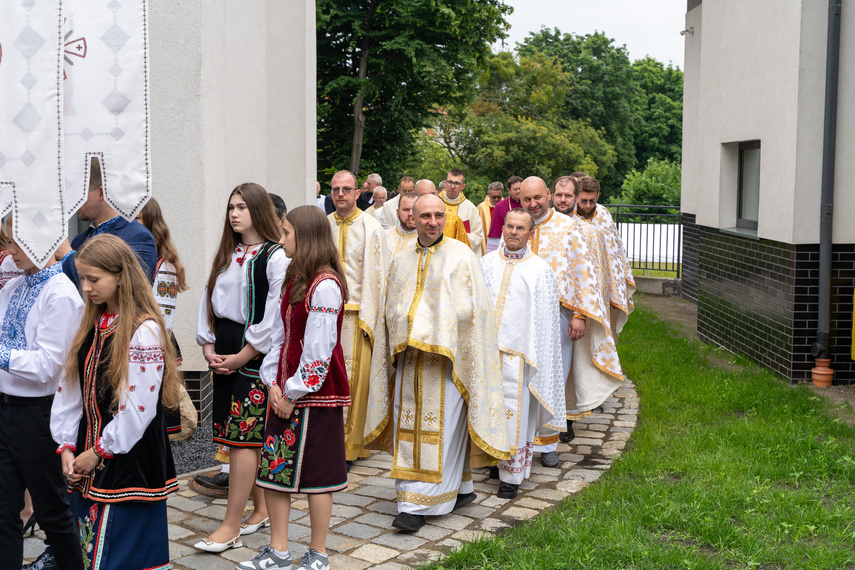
[[384, 225, 417, 261], [0, 1, 67, 267], [576, 204, 636, 335], [63, 0, 152, 219], [329, 209, 389, 457], [364, 236, 510, 474], [526, 209, 624, 418]]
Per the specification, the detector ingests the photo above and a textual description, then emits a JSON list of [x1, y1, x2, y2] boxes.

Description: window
[[737, 140, 760, 231]]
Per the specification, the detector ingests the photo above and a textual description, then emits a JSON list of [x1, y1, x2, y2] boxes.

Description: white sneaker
[[236, 546, 292, 570], [296, 549, 329, 570]]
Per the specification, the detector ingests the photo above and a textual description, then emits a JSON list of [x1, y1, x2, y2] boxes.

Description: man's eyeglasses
[[444, 180, 464, 187], [331, 187, 355, 195]]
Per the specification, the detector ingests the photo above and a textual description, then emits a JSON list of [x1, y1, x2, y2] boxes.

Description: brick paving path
[[23, 382, 637, 569]]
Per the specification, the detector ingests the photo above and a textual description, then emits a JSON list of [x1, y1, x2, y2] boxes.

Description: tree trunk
[[349, 0, 380, 174]]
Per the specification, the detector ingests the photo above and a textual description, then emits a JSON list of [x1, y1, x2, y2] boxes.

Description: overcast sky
[[495, 0, 687, 69]]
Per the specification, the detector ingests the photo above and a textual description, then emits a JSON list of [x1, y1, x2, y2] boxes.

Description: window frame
[[737, 140, 761, 231]]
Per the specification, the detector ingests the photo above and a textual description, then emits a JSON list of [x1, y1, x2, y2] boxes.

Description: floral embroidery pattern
[[299, 358, 330, 389], [78, 503, 100, 568], [226, 382, 266, 442], [309, 305, 338, 315], [128, 345, 164, 364], [258, 411, 303, 486]]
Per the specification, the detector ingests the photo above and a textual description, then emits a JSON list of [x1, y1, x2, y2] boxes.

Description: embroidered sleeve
[[195, 288, 216, 346], [259, 302, 286, 390], [51, 369, 84, 453], [283, 279, 342, 400], [99, 321, 164, 455], [153, 260, 179, 331], [245, 249, 290, 354]]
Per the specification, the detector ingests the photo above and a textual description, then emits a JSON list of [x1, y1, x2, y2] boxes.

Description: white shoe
[[193, 535, 242, 552], [240, 517, 271, 535]]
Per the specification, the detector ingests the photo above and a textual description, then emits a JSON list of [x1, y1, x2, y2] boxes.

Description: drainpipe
[[811, 0, 842, 387]]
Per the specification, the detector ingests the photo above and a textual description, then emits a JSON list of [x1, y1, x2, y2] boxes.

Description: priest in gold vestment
[[518, 177, 624, 466], [366, 194, 510, 532], [573, 176, 636, 337], [481, 209, 566, 499], [438, 168, 484, 256], [384, 192, 418, 260], [328, 170, 390, 464]]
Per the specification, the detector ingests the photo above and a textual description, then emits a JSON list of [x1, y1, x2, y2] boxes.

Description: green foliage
[[619, 158, 681, 207], [316, 0, 512, 178], [517, 29, 641, 193], [423, 306, 855, 569], [631, 57, 684, 166]]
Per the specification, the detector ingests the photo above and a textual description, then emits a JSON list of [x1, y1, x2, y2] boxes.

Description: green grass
[[632, 263, 681, 278], [424, 307, 855, 569]]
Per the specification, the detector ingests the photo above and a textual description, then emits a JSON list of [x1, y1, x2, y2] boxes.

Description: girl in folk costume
[[194, 183, 289, 552], [139, 197, 190, 437], [50, 235, 182, 570], [0, 222, 24, 290], [237, 206, 350, 570]]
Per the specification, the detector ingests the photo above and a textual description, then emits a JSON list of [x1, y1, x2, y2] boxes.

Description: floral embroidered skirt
[[69, 491, 170, 570], [212, 318, 267, 447], [256, 406, 348, 494]]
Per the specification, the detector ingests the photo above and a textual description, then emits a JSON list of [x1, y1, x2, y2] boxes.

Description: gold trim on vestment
[[396, 489, 458, 506], [534, 434, 559, 446]]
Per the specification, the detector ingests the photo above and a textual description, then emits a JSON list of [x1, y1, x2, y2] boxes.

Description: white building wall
[[148, 0, 315, 371], [682, 0, 855, 245]]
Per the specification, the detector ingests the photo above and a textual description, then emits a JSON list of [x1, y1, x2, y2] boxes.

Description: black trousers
[[0, 398, 83, 570]]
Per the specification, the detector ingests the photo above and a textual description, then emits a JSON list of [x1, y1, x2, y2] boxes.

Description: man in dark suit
[[356, 173, 382, 210]]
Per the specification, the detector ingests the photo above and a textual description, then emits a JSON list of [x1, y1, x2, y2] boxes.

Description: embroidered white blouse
[[51, 318, 166, 456], [259, 279, 342, 401], [195, 244, 289, 353], [0, 264, 83, 398], [152, 259, 179, 331], [0, 253, 23, 290]]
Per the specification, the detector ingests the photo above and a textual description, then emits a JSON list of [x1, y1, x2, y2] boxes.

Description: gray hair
[[368, 173, 382, 185], [487, 182, 504, 193], [372, 186, 387, 199]]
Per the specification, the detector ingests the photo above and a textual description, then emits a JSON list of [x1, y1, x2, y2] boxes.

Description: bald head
[[519, 176, 551, 220], [413, 193, 446, 245], [415, 179, 438, 196]]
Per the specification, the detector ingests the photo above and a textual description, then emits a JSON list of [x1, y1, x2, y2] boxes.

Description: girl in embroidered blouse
[[194, 183, 289, 552], [237, 206, 350, 570], [50, 234, 182, 570]]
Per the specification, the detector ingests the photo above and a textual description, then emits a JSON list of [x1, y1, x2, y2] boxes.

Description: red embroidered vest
[[277, 271, 351, 408]]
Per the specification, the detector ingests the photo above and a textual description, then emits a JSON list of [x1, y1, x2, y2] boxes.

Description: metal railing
[[601, 204, 682, 278]]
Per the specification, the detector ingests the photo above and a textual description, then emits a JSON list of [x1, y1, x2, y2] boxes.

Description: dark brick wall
[[183, 370, 213, 425], [693, 224, 855, 384], [681, 213, 699, 303]]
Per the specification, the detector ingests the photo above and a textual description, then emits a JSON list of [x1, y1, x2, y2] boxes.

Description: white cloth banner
[[63, 0, 150, 219], [0, 0, 67, 268]]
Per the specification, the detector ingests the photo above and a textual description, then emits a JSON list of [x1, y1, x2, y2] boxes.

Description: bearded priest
[[385, 192, 419, 261], [328, 170, 390, 467]]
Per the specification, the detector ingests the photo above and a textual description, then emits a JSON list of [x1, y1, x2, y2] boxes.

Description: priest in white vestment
[[518, 177, 624, 466], [365, 194, 510, 532], [384, 192, 418, 260], [481, 209, 566, 499], [573, 176, 636, 337], [328, 170, 390, 464]]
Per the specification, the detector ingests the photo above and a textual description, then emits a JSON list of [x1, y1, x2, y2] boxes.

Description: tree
[[415, 49, 617, 203], [631, 57, 683, 166], [618, 158, 681, 208], [316, 0, 511, 178], [517, 28, 641, 193]]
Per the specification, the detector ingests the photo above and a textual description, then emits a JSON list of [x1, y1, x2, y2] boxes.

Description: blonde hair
[[64, 235, 182, 410]]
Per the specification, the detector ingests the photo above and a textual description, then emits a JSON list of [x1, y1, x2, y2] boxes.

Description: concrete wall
[[148, 0, 315, 371], [681, 0, 855, 245]]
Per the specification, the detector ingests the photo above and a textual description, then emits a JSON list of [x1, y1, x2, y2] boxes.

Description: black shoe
[[22, 549, 56, 570], [559, 420, 575, 443], [193, 471, 229, 489], [22, 514, 36, 536], [540, 451, 559, 467], [497, 482, 519, 499], [346, 460, 353, 472], [489, 466, 499, 479], [453, 492, 477, 510], [392, 512, 425, 532]]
